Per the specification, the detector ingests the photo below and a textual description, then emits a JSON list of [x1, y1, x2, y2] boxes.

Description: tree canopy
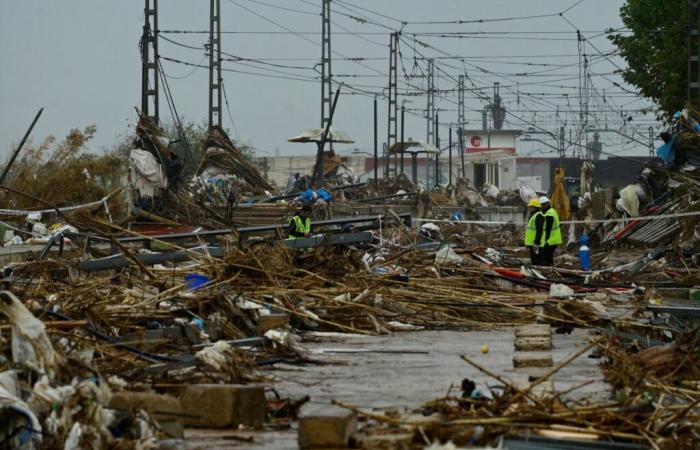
[[609, 0, 688, 118]]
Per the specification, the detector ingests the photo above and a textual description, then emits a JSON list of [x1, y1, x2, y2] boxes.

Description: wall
[[514, 156, 650, 195], [261, 155, 367, 188], [516, 158, 552, 191]]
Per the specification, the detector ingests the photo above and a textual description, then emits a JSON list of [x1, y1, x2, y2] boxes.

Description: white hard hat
[[538, 196, 550, 204]]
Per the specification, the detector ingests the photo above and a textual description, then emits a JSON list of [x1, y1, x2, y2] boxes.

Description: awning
[[287, 128, 355, 144], [388, 140, 439, 155]]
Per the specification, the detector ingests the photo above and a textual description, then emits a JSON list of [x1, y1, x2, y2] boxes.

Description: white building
[[458, 129, 521, 190]]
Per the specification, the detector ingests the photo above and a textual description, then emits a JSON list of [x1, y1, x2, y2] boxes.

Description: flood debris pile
[[0, 211, 562, 449], [195, 126, 273, 197], [589, 107, 700, 258]]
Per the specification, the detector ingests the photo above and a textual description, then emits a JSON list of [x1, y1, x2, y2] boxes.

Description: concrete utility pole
[[458, 126, 465, 178], [141, 0, 159, 123], [448, 127, 452, 186], [457, 75, 465, 127], [387, 32, 398, 178], [208, 0, 222, 130], [321, 0, 332, 129], [374, 95, 378, 182], [689, 0, 700, 105], [434, 111, 439, 187], [400, 101, 406, 174], [559, 126, 565, 159], [426, 59, 435, 144]]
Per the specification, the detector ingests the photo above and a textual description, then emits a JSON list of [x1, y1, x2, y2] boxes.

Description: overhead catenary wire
[[155, 0, 655, 158]]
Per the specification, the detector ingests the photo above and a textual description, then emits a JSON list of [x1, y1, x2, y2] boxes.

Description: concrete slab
[[514, 336, 552, 351], [513, 353, 553, 368], [514, 324, 551, 338]]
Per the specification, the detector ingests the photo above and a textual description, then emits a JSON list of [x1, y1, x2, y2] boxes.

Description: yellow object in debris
[[481, 344, 490, 354], [550, 167, 571, 221]]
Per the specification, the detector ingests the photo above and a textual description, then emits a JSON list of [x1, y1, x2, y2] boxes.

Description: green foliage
[[4, 126, 125, 210], [609, 0, 688, 119]]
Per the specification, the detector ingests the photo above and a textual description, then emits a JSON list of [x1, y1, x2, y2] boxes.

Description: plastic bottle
[[579, 234, 591, 271]]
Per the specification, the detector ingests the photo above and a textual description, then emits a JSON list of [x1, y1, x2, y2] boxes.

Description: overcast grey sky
[[0, 0, 657, 158]]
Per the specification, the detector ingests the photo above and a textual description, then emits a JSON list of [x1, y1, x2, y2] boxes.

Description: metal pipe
[[412, 153, 418, 184]]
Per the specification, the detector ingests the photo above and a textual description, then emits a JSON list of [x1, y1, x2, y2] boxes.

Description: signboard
[[465, 132, 517, 155]]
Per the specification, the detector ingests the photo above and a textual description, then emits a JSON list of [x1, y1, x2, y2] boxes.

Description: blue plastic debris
[[185, 273, 210, 291], [299, 189, 316, 204], [190, 318, 205, 330], [318, 188, 332, 202]]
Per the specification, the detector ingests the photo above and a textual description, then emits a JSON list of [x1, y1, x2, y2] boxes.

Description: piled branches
[[197, 126, 272, 193]]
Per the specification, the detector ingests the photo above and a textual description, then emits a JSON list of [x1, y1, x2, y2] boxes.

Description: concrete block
[[298, 406, 357, 449], [178, 384, 265, 429], [257, 313, 290, 334], [109, 392, 183, 438], [656, 287, 690, 300], [515, 337, 552, 352], [514, 324, 551, 339], [513, 353, 553, 368], [123, 326, 184, 350]]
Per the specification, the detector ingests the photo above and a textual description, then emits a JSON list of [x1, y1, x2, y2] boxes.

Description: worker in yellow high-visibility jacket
[[523, 198, 544, 265], [287, 204, 313, 239], [535, 196, 562, 266]]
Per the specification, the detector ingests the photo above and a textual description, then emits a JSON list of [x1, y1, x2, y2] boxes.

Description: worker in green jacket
[[287, 204, 313, 239], [524, 198, 544, 265], [535, 196, 562, 266]]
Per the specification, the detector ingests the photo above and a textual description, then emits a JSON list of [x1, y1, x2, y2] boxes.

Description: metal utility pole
[[559, 126, 565, 159], [208, 0, 222, 129], [434, 111, 439, 187], [140, 0, 159, 123], [492, 82, 505, 130], [448, 127, 453, 186], [458, 126, 465, 179], [648, 126, 655, 157], [457, 75, 465, 127], [400, 102, 406, 174], [374, 95, 378, 182], [313, 85, 341, 184], [689, 0, 700, 105], [426, 59, 435, 144], [387, 32, 399, 178], [321, 0, 332, 129]]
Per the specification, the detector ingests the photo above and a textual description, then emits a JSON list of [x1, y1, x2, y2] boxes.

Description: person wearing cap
[[524, 198, 544, 265], [535, 196, 562, 266], [287, 204, 313, 239]]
